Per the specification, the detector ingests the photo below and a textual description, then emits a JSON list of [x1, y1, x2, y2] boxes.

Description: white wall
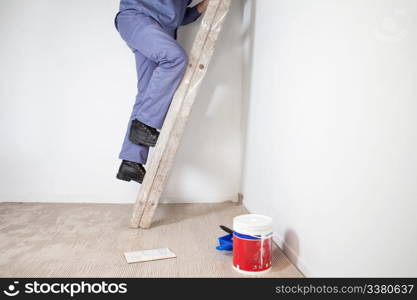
[[242, 0, 417, 277], [0, 0, 242, 204]]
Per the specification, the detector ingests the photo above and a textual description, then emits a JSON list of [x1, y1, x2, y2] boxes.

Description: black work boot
[[129, 119, 159, 147], [116, 160, 146, 184]]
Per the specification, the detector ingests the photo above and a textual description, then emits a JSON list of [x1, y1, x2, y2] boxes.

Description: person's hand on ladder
[[197, 0, 210, 14]]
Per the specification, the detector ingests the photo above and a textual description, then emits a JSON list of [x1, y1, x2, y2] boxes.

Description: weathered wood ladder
[[130, 0, 232, 228]]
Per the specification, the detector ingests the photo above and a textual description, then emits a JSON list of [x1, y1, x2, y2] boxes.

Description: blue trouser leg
[[119, 52, 157, 164], [116, 12, 188, 164]]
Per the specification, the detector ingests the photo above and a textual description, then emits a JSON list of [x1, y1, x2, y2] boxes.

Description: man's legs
[[117, 12, 188, 165], [117, 13, 189, 130], [119, 52, 157, 164]]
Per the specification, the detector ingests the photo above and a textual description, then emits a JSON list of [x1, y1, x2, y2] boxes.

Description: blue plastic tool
[[216, 234, 233, 251]]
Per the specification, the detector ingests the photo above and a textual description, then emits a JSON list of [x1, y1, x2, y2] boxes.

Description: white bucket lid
[[233, 214, 273, 236]]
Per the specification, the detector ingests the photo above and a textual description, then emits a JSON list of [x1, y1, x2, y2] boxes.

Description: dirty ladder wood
[[130, 0, 232, 228]]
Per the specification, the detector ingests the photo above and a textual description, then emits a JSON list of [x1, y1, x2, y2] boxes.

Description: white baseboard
[[161, 193, 239, 204], [273, 233, 311, 277], [0, 195, 134, 204], [0, 193, 240, 204]]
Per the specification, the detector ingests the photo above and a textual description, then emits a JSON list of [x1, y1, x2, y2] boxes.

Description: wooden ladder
[[130, 0, 232, 229]]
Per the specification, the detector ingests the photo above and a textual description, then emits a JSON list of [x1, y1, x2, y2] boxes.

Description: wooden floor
[[0, 202, 302, 278]]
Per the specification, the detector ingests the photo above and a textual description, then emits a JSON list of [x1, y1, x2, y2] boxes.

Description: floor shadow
[[148, 202, 242, 228]]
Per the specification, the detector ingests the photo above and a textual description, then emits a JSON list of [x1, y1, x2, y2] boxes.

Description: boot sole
[[116, 172, 143, 184], [136, 140, 157, 147], [129, 136, 157, 147], [129, 131, 158, 147]]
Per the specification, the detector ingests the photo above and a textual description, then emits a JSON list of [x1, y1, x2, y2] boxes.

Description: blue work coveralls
[[115, 0, 201, 164]]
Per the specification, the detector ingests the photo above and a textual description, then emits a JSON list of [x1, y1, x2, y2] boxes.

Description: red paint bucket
[[233, 214, 273, 275]]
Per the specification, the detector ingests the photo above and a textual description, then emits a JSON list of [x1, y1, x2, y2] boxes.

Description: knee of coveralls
[[158, 45, 189, 73]]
